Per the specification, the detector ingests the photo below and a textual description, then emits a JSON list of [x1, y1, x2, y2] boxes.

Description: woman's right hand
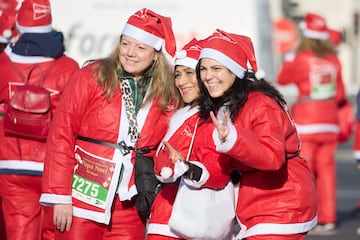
[[162, 140, 184, 163], [210, 111, 230, 142], [53, 203, 73, 232]]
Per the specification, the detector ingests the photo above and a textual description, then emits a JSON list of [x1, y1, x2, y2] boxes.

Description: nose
[[126, 45, 136, 56], [177, 74, 188, 86], [201, 69, 212, 82]]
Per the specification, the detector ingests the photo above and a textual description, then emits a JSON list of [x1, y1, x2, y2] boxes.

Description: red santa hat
[[121, 8, 176, 59], [199, 29, 259, 79], [16, 0, 52, 33], [0, 0, 17, 11], [174, 38, 206, 69], [0, 8, 16, 43], [328, 28, 342, 47], [301, 12, 329, 40]]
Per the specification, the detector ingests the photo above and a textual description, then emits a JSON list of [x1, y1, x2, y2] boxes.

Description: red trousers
[[0, 174, 55, 240], [301, 139, 337, 224], [0, 198, 5, 239], [55, 197, 146, 240]]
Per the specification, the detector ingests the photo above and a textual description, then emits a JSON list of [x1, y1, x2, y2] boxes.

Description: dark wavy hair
[[195, 62, 287, 121]]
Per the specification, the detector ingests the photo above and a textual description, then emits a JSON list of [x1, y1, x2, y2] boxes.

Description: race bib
[[72, 146, 123, 209], [309, 57, 337, 100]]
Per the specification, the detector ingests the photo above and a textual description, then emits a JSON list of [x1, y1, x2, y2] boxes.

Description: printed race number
[[72, 174, 100, 197]]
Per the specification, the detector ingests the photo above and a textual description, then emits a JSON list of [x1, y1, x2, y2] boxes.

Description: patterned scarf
[[120, 78, 138, 141]]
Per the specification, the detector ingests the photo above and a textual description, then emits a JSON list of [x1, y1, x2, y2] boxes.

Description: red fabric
[[353, 121, 360, 156], [277, 50, 345, 225], [147, 234, 183, 240], [0, 50, 79, 239], [55, 198, 145, 240], [149, 111, 203, 238], [337, 100, 354, 142], [196, 92, 317, 234], [16, 0, 52, 32], [303, 13, 328, 34], [245, 233, 306, 240], [277, 51, 345, 103], [42, 62, 171, 199], [125, 8, 176, 57], [0, 175, 55, 240], [0, 198, 6, 239], [301, 140, 337, 223], [0, 52, 79, 164]]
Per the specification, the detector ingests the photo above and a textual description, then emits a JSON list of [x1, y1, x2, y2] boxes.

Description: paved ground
[[306, 141, 360, 240]]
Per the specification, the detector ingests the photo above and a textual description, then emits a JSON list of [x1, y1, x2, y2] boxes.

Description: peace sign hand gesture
[[210, 111, 230, 143]]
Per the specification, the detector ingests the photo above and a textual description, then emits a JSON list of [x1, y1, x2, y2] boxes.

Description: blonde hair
[[296, 37, 335, 57], [94, 39, 181, 112]]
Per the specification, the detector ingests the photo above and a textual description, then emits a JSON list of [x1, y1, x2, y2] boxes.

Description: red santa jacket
[[0, 46, 79, 175], [277, 50, 345, 141], [193, 92, 318, 238], [40, 62, 173, 224], [147, 106, 200, 238]]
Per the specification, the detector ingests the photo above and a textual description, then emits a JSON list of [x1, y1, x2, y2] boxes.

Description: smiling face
[[199, 58, 236, 98], [119, 35, 158, 81], [174, 65, 200, 104]]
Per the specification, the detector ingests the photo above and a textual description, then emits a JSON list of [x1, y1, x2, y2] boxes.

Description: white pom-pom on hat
[[160, 167, 173, 179], [175, 49, 187, 59], [3, 29, 11, 38], [255, 68, 265, 80]]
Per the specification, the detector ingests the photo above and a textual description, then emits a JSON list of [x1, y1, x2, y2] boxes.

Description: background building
[[51, 0, 360, 98]]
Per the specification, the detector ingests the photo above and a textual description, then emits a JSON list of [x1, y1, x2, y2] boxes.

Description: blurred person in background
[[353, 88, 360, 236], [0, 2, 17, 128], [0, 0, 79, 239], [39, 8, 179, 240], [277, 12, 346, 234], [0, 2, 16, 52], [0, 1, 17, 239]]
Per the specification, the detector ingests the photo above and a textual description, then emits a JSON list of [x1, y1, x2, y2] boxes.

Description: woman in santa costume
[[146, 37, 225, 239], [277, 12, 346, 233], [39, 8, 178, 240], [192, 29, 318, 239], [0, 0, 79, 239]]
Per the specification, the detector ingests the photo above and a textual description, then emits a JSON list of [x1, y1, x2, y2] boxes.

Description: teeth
[[207, 82, 218, 87]]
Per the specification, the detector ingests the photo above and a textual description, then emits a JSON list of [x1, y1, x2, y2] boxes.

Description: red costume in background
[[0, 46, 79, 240], [277, 50, 345, 225]]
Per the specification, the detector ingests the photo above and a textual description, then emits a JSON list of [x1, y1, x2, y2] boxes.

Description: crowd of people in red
[[0, 0, 358, 239]]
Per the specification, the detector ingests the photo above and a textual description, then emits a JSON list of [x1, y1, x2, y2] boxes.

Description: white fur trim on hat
[[175, 57, 198, 69], [122, 23, 163, 51], [200, 48, 246, 78], [16, 22, 52, 33], [302, 28, 329, 40]]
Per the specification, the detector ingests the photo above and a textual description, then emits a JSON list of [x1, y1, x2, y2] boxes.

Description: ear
[[153, 51, 160, 62]]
